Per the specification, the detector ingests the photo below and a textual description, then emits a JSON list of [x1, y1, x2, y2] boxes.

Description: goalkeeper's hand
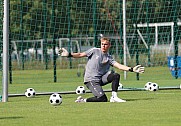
[[58, 48, 69, 57], [129, 65, 145, 74]]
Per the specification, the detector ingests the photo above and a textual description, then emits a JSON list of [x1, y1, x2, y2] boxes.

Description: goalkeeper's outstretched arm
[[113, 62, 145, 74], [58, 48, 86, 58], [113, 62, 131, 71], [70, 52, 87, 58]]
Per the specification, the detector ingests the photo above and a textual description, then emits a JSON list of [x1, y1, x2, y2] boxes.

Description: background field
[[0, 67, 181, 126], [3, 66, 181, 95], [1, 1, 181, 125]]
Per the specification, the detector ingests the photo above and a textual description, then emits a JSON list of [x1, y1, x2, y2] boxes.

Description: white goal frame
[[134, 22, 181, 56]]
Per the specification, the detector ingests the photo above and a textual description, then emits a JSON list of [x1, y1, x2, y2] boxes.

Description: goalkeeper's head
[[100, 37, 111, 53], [100, 37, 110, 43]]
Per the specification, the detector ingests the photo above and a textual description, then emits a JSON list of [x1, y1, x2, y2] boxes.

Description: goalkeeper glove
[[129, 65, 144, 74], [58, 48, 72, 57]]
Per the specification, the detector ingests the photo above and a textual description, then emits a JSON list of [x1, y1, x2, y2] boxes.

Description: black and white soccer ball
[[49, 93, 62, 106], [144, 82, 152, 91], [76, 86, 86, 94], [25, 88, 36, 98], [149, 83, 159, 91]]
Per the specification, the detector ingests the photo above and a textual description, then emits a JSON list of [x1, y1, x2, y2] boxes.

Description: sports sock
[[112, 91, 117, 97]]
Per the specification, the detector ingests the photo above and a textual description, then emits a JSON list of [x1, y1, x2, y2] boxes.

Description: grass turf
[[0, 67, 181, 126], [0, 90, 181, 126]]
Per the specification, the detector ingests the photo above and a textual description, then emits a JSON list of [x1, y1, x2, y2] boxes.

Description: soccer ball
[[76, 86, 86, 94], [118, 83, 124, 90], [25, 88, 36, 98], [144, 82, 152, 91], [49, 93, 62, 106], [149, 83, 159, 91]]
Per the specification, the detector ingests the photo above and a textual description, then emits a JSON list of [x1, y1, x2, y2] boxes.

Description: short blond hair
[[100, 37, 110, 42]]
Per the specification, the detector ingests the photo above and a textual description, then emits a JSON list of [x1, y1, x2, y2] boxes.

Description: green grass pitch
[[0, 67, 181, 126]]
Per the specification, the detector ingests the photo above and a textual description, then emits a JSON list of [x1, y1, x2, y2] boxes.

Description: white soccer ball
[[118, 83, 124, 89], [149, 83, 159, 91], [76, 86, 86, 94], [25, 88, 36, 98], [144, 82, 152, 91], [49, 93, 62, 106]]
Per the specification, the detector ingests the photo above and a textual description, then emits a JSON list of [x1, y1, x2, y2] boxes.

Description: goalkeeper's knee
[[107, 73, 120, 82], [86, 94, 108, 102], [97, 94, 108, 102]]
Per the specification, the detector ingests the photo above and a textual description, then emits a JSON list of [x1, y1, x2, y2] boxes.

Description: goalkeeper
[[59, 37, 144, 103]]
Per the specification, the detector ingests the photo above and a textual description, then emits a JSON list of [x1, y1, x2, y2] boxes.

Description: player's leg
[[86, 81, 108, 102], [86, 94, 107, 102], [75, 81, 108, 102], [101, 71, 126, 102], [101, 71, 120, 90], [107, 72, 120, 92]]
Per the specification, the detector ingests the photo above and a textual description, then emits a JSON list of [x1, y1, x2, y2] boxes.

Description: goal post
[[2, 0, 9, 102]]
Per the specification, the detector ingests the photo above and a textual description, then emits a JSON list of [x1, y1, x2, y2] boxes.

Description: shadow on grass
[[0, 116, 23, 120], [126, 98, 154, 101]]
